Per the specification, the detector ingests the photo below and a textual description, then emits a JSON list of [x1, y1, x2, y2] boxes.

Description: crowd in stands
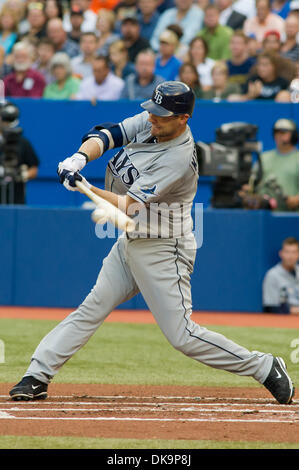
[[0, 0, 298, 102]]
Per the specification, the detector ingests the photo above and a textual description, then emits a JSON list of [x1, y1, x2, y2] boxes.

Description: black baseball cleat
[[263, 357, 295, 404], [9, 376, 48, 401]]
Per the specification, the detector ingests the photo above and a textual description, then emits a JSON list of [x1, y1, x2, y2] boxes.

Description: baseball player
[[10, 81, 294, 404]]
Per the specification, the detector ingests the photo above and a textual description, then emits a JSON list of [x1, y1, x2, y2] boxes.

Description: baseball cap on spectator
[[290, 1, 299, 10], [159, 30, 179, 46], [70, 6, 84, 16], [121, 14, 139, 26], [273, 119, 297, 132], [264, 30, 281, 40]]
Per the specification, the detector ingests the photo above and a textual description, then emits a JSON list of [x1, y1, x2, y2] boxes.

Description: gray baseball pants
[[25, 235, 273, 384]]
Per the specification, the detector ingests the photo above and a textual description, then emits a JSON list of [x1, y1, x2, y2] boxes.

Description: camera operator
[[240, 119, 299, 211], [0, 102, 39, 204]]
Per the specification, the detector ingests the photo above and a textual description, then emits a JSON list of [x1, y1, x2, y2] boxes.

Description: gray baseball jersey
[[105, 111, 198, 238], [24, 111, 273, 387]]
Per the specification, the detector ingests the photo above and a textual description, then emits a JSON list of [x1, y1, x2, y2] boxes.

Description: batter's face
[[148, 113, 189, 142]]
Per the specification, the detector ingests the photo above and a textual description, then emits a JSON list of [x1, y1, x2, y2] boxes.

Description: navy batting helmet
[[141, 81, 195, 117]]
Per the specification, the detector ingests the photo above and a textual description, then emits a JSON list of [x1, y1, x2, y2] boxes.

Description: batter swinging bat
[[75, 180, 135, 233]]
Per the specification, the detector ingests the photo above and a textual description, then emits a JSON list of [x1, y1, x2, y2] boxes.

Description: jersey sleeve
[[119, 111, 151, 145]]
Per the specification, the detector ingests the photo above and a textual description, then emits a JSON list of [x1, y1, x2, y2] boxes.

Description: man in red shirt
[[4, 42, 46, 98]]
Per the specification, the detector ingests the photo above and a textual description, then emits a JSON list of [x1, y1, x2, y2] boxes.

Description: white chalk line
[[1, 406, 298, 414], [2, 394, 297, 404], [0, 415, 297, 424]]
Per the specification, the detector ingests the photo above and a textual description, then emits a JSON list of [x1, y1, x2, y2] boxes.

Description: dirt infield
[[1, 306, 299, 328], [0, 384, 298, 443]]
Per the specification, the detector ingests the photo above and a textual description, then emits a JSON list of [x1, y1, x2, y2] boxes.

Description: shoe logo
[[275, 368, 282, 379], [31, 385, 40, 390]]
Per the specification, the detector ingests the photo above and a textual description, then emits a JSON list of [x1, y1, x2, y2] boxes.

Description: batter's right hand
[[57, 153, 88, 182]]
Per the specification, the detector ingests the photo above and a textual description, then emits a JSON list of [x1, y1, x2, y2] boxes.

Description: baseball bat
[[75, 180, 136, 233]]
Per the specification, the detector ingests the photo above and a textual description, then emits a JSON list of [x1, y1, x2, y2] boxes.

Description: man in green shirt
[[198, 4, 233, 60], [245, 119, 299, 211]]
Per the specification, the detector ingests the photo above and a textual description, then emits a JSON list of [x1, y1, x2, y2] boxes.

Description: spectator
[[226, 30, 256, 87], [120, 49, 164, 99], [201, 60, 241, 100], [67, 6, 84, 44], [109, 39, 135, 79], [247, 34, 260, 58], [263, 237, 299, 314], [136, 0, 160, 41], [71, 31, 98, 79], [0, 7, 18, 55], [198, 4, 234, 60], [271, 0, 291, 19], [4, 0, 27, 37], [233, 51, 290, 100], [261, 30, 296, 82], [76, 54, 124, 100], [155, 29, 182, 80], [43, 52, 81, 99], [166, 23, 187, 59], [23, 2, 47, 41], [187, 36, 215, 90], [0, 100, 39, 204], [179, 62, 202, 97], [281, 13, 299, 62], [243, 0, 285, 46], [32, 37, 56, 83], [262, 29, 281, 53], [150, 0, 204, 52], [47, 18, 80, 58], [63, 0, 97, 33], [215, 0, 247, 30], [96, 8, 119, 56], [44, 0, 64, 21], [120, 15, 150, 63], [242, 119, 299, 211], [114, 0, 138, 30], [4, 41, 46, 97]]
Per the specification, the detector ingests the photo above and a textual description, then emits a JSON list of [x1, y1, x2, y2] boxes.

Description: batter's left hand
[[62, 171, 91, 192]]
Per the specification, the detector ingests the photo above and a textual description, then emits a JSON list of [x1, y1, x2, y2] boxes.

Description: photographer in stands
[[263, 237, 299, 314], [0, 101, 39, 204], [240, 119, 299, 211]]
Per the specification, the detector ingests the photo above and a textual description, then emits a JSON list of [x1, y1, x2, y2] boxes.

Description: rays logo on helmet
[[154, 91, 163, 104]]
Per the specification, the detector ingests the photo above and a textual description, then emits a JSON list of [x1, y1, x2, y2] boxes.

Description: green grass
[[0, 318, 298, 388], [0, 436, 298, 449], [1, 318, 299, 450]]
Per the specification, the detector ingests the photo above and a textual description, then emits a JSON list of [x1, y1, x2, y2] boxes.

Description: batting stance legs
[[25, 235, 272, 385]]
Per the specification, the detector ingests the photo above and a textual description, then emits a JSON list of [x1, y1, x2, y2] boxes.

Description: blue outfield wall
[[9, 98, 299, 207], [1, 99, 299, 311], [1, 206, 298, 312]]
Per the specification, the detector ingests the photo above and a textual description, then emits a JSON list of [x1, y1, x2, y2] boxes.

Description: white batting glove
[[58, 152, 88, 177]]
